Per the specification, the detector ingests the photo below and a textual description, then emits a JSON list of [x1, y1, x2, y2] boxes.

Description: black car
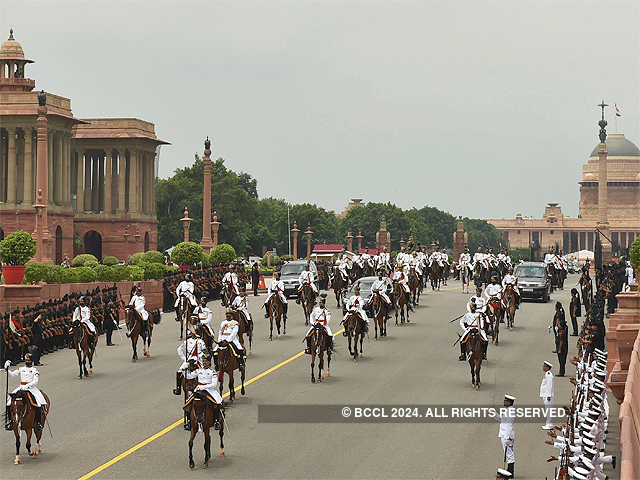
[[514, 262, 551, 302], [279, 260, 318, 298], [342, 276, 394, 315]]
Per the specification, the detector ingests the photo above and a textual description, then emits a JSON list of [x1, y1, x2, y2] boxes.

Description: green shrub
[[166, 265, 179, 274], [0, 231, 37, 265], [136, 261, 165, 280], [74, 267, 97, 283], [142, 250, 165, 264], [84, 259, 99, 268], [106, 265, 131, 282], [93, 265, 111, 282], [209, 244, 237, 264], [128, 266, 144, 281], [171, 242, 204, 266], [103, 256, 119, 266], [129, 252, 145, 265], [23, 263, 50, 285], [46, 265, 74, 284], [72, 254, 98, 267], [260, 254, 278, 266]]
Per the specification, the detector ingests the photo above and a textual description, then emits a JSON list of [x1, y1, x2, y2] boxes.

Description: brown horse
[[370, 291, 388, 340], [125, 306, 159, 362], [221, 283, 237, 308], [486, 296, 501, 346], [299, 284, 315, 326], [72, 320, 96, 379], [187, 393, 225, 469], [216, 341, 245, 403], [190, 314, 215, 354], [392, 282, 410, 325], [309, 323, 331, 383], [180, 365, 198, 430], [460, 263, 472, 293], [408, 267, 422, 305], [332, 266, 347, 308], [268, 295, 285, 340], [176, 295, 194, 340], [233, 309, 253, 355], [465, 329, 484, 389], [503, 285, 517, 331], [342, 311, 365, 361], [8, 390, 50, 465], [430, 262, 443, 291]]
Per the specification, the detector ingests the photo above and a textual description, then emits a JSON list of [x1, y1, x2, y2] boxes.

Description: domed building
[[488, 132, 639, 259], [0, 30, 169, 263]]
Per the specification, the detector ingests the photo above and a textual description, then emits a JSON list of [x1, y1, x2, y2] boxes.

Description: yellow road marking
[[77, 328, 345, 480]]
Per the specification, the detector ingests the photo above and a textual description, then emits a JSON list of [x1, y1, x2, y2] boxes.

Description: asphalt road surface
[[1, 274, 620, 479]]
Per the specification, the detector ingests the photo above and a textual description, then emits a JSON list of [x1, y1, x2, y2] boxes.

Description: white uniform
[[377, 252, 391, 271], [344, 295, 369, 324], [298, 270, 318, 294], [336, 257, 350, 278], [177, 336, 206, 372], [222, 271, 240, 295], [460, 311, 487, 342], [495, 408, 516, 464], [129, 293, 149, 321], [215, 318, 243, 352], [7, 365, 46, 407], [484, 283, 503, 301], [472, 251, 485, 267], [194, 305, 214, 336], [306, 306, 333, 337], [265, 278, 288, 305], [73, 305, 96, 333], [370, 279, 391, 305], [459, 252, 471, 266], [467, 295, 487, 314], [540, 369, 555, 428], [231, 295, 251, 322], [185, 367, 223, 404], [502, 274, 519, 295], [174, 280, 197, 307], [392, 270, 410, 294]]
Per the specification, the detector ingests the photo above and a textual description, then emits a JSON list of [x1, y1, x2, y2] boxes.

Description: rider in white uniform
[[467, 285, 487, 314], [369, 271, 391, 309], [5, 354, 46, 431], [458, 303, 488, 361], [73, 296, 97, 347], [213, 308, 246, 371], [304, 295, 334, 354], [222, 265, 240, 296], [264, 271, 288, 319], [173, 330, 206, 395], [193, 296, 215, 336], [174, 273, 197, 308], [183, 353, 223, 430], [484, 276, 503, 306], [127, 286, 149, 337], [344, 285, 369, 331], [296, 262, 317, 304], [377, 246, 391, 272], [501, 266, 520, 308]]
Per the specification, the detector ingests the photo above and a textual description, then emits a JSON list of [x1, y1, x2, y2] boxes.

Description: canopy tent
[[567, 250, 594, 263]]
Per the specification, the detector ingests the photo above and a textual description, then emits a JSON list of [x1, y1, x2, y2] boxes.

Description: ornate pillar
[[180, 208, 192, 243], [117, 149, 126, 213], [104, 149, 112, 213], [98, 154, 105, 211], [305, 223, 313, 259], [6, 127, 16, 204], [47, 131, 53, 203], [200, 138, 214, 254], [129, 149, 138, 214], [91, 154, 99, 212], [63, 133, 70, 205], [83, 153, 91, 211], [36, 96, 53, 264], [356, 230, 363, 252], [76, 149, 84, 212], [346, 231, 353, 252], [596, 101, 612, 263], [54, 132, 63, 204], [23, 127, 33, 204], [291, 221, 300, 260], [149, 152, 156, 215]]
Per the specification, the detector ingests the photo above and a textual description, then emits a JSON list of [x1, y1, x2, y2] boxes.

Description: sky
[[2, 1, 638, 220]]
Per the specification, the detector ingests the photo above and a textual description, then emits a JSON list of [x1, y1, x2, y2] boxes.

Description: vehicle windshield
[[280, 264, 307, 275], [515, 266, 546, 278]]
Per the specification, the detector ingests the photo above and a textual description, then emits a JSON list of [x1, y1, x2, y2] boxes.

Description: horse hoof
[[359, 354, 363, 358], [283, 329, 286, 335], [353, 358, 357, 362], [14, 458, 20, 465], [248, 351, 252, 355], [220, 451, 225, 458], [88, 370, 92, 375], [189, 462, 195, 469], [311, 378, 315, 383], [327, 371, 330, 377], [203, 463, 208, 469], [78, 375, 82, 380], [407, 319, 410, 323], [374, 338, 377, 341], [32, 452, 38, 458], [276, 335, 280, 339], [132, 359, 136, 363], [269, 337, 272, 341], [241, 387, 245, 395], [28, 451, 34, 456]]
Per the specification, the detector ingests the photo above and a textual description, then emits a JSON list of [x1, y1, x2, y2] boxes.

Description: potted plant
[[0, 230, 37, 285]]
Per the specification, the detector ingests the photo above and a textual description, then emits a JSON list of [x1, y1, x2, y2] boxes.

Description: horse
[[8, 390, 50, 465], [485, 296, 502, 346], [465, 329, 484, 389], [473, 262, 485, 290], [176, 295, 194, 340], [299, 284, 315, 326], [332, 266, 347, 308], [180, 365, 198, 430], [234, 309, 253, 355], [268, 294, 285, 340], [221, 283, 237, 308], [408, 267, 422, 305], [442, 261, 450, 286], [503, 285, 517, 331], [460, 263, 472, 293], [349, 263, 363, 282], [216, 340, 245, 403], [125, 306, 160, 362], [430, 262, 443, 291], [189, 314, 215, 354], [342, 311, 365, 361], [309, 323, 331, 383], [71, 320, 96, 379], [392, 282, 410, 326], [370, 291, 388, 340], [187, 393, 225, 469], [548, 264, 565, 291]]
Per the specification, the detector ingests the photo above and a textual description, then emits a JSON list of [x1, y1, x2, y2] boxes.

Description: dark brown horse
[[370, 291, 388, 340], [8, 390, 50, 465], [216, 341, 245, 403], [221, 283, 237, 308], [342, 311, 365, 361], [72, 320, 96, 379], [430, 262, 443, 291], [392, 282, 410, 325], [465, 329, 484, 389], [176, 295, 194, 340], [299, 284, 315, 326], [125, 306, 160, 362], [309, 323, 331, 383], [233, 309, 253, 355], [180, 365, 198, 430], [332, 266, 347, 308], [268, 294, 285, 340], [486, 296, 501, 346], [503, 285, 517, 331], [186, 393, 225, 469], [408, 267, 422, 305]]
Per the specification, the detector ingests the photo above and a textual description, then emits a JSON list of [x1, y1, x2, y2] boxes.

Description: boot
[[305, 337, 312, 355], [482, 341, 488, 360], [213, 354, 219, 370], [35, 407, 43, 432], [264, 301, 270, 318], [459, 341, 466, 361], [213, 405, 221, 431], [172, 372, 182, 395], [283, 304, 288, 320], [507, 463, 514, 478], [239, 355, 245, 372], [5, 406, 12, 430]]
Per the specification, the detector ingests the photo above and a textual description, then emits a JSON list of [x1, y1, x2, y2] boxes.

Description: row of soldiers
[[0, 286, 123, 366]]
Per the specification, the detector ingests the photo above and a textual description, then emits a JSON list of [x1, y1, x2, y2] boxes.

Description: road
[[1, 274, 620, 479]]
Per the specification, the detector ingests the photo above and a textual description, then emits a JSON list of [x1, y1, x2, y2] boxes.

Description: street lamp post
[[211, 212, 221, 248], [124, 225, 130, 263], [291, 221, 300, 260], [180, 207, 192, 243], [34, 189, 46, 263], [346, 231, 353, 252], [356, 230, 363, 252], [305, 223, 313, 259]]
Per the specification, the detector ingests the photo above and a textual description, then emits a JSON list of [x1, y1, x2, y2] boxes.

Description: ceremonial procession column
[[200, 137, 214, 254], [596, 101, 612, 264], [34, 91, 53, 264]]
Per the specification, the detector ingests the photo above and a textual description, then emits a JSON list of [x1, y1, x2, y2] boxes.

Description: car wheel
[[542, 289, 550, 303]]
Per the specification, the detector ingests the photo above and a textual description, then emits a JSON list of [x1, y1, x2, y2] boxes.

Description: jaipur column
[[76, 149, 84, 212], [6, 126, 16, 204], [23, 127, 33, 204], [117, 149, 126, 213], [200, 138, 214, 254], [104, 149, 112, 213]]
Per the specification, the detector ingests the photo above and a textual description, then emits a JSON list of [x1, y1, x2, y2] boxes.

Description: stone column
[[117, 149, 126, 213], [36, 103, 53, 264], [129, 150, 138, 215], [104, 149, 112, 213], [76, 149, 84, 212], [84, 153, 91, 211], [54, 132, 63, 204], [6, 127, 16, 204], [23, 127, 33, 204], [141, 153, 148, 214], [63, 133, 70, 205], [148, 154, 154, 215], [47, 132, 53, 203], [98, 154, 105, 212], [292, 222, 300, 260], [91, 154, 98, 211], [200, 138, 214, 254], [150, 151, 157, 215], [596, 103, 612, 263]]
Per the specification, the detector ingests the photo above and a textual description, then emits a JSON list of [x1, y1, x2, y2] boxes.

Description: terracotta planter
[[3, 265, 26, 285]]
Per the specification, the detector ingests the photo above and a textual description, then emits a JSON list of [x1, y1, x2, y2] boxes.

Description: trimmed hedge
[[20, 263, 173, 284], [103, 256, 119, 266], [171, 242, 204, 266], [142, 250, 165, 264], [23, 263, 50, 284], [209, 244, 236, 264], [72, 254, 98, 267], [129, 252, 145, 265]]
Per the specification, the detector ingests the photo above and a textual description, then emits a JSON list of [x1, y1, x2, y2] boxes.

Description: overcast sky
[[3, 1, 638, 220]]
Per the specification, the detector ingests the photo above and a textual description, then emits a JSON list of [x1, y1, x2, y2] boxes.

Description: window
[[550, 230, 554, 235], [517, 230, 521, 235]]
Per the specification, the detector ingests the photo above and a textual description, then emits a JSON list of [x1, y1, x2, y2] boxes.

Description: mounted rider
[[484, 275, 504, 314], [392, 264, 413, 307], [429, 244, 446, 269], [335, 252, 350, 283], [501, 266, 520, 309], [222, 264, 240, 298], [376, 246, 391, 272], [174, 273, 198, 310], [467, 285, 487, 314], [304, 295, 334, 354], [263, 271, 288, 319], [459, 245, 471, 269], [409, 251, 423, 278], [472, 246, 486, 269], [127, 285, 149, 338], [5, 354, 46, 431], [193, 296, 215, 336], [183, 353, 223, 430], [213, 308, 246, 371], [72, 295, 97, 348], [296, 262, 317, 305], [173, 329, 206, 395], [369, 270, 392, 313], [344, 284, 370, 333], [231, 287, 253, 331], [458, 303, 488, 361]]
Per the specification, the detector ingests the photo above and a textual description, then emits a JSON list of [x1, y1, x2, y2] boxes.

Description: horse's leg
[[203, 427, 210, 468], [374, 313, 378, 340], [14, 428, 21, 464], [228, 371, 235, 403], [26, 427, 32, 456], [188, 424, 196, 469], [180, 317, 184, 340], [34, 429, 42, 456], [476, 358, 482, 387], [326, 351, 331, 377], [240, 362, 246, 395], [318, 351, 324, 382], [269, 316, 273, 341], [77, 348, 83, 379], [310, 353, 316, 383], [276, 316, 281, 339], [469, 362, 475, 387], [131, 334, 138, 362], [282, 309, 287, 335], [359, 332, 364, 358], [219, 416, 225, 457]]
